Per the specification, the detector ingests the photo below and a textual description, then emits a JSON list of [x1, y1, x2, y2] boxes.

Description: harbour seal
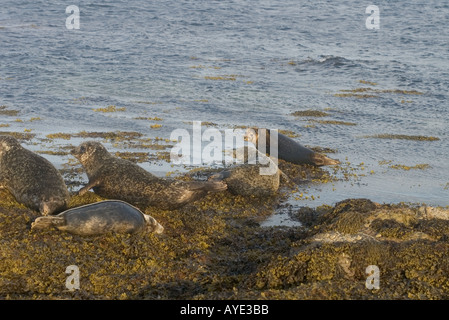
[[31, 200, 164, 236], [0, 136, 70, 215], [244, 128, 340, 166], [71, 141, 227, 210], [209, 147, 281, 197]]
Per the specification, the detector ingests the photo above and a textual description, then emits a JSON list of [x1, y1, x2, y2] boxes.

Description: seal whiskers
[[40, 197, 69, 216], [31, 216, 66, 230]]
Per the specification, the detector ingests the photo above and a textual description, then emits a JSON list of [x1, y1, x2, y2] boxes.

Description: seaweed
[[365, 134, 440, 141], [291, 110, 330, 117], [0, 131, 36, 140], [0, 106, 19, 116], [93, 106, 126, 113], [309, 120, 357, 126]]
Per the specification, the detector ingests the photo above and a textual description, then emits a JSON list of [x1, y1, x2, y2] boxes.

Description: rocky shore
[[1, 159, 449, 300]]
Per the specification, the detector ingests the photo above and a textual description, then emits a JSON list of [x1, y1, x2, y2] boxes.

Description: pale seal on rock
[[31, 200, 163, 236]]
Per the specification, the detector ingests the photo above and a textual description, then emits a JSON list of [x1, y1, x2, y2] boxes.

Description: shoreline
[[0, 129, 447, 300]]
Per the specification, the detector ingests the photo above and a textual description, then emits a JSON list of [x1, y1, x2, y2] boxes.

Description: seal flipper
[[279, 169, 295, 188], [77, 179, 101, 196], [31, 216, 66, 231], [310, 153, 340, 166], [143, 214, 164, 234]]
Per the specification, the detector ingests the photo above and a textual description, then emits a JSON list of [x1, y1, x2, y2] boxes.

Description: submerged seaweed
[[0, 131, 36, 140], [291, 110, 330, 117], [0, 106, 20, 116], [364, 134, 440, 141]]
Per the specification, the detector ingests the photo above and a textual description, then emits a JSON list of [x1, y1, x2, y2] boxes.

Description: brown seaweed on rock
[[2, 193, 449, 300]]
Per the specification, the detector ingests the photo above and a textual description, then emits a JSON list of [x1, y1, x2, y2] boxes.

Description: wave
[[297, 55, 362, 69]]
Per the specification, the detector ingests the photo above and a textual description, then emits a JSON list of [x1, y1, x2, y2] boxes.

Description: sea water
[[1, 1, 448, 223]]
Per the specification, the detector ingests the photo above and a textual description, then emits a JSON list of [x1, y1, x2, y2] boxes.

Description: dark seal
[[71, 141, 227, 210], [245, 128, 340, 166], [0, 136, 70, 215], [31, 200, 164, 236]]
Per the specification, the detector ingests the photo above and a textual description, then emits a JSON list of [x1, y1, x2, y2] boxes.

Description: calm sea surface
[[1, 1, 448, 222]]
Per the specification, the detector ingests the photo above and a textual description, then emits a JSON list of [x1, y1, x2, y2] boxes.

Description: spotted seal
[[31, 200, 164, 236], [209, 147, 281, 197], [0, 136, 70, 215], [71, 141, 227, 210], [244, 128, 340, 166]]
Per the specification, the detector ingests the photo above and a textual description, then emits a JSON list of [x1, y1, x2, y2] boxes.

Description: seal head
[[244, 128, 340, 166]]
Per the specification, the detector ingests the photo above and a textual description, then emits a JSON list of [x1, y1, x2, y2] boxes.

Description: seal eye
[[80, 146, 86, 153]]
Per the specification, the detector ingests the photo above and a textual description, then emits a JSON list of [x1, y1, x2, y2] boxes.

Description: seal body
[[245, 128, 340, 166], [31, 200, 164, 236], [71, 141, 227, 210], [211, 165, 280, 197], [210, 147, 280, 197], [0, 136, 70, 215]]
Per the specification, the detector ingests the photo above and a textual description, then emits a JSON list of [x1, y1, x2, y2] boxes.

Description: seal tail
[[143, 214, 164, 234], [31, 216, 65, 231], [310, 153, 340, 166]]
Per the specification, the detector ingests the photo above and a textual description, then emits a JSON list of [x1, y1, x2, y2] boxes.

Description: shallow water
[[1, 1, 448, 223]]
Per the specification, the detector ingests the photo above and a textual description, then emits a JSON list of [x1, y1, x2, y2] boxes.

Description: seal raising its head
[[71, 141, 227, 210], [31, 200, 164, 236], [0, 136, 70, 215], [210, 165, 280, 197], [209, 147, 281, 197], [244, 128, 340, 166]]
